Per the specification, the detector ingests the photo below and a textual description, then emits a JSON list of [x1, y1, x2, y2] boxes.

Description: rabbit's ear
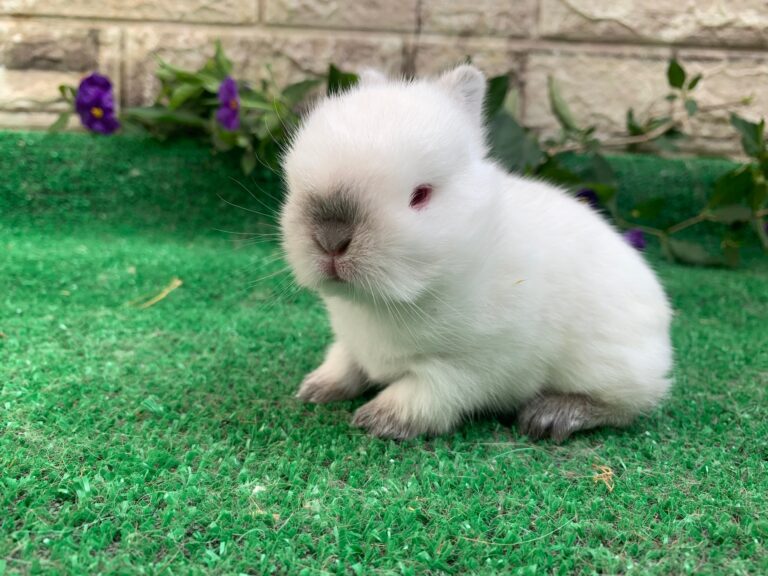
[[437, 64, 486, 124], [358, 68, 388, 86]]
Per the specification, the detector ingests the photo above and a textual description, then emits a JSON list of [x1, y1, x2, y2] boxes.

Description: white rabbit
[[280, 64, 673, 441]]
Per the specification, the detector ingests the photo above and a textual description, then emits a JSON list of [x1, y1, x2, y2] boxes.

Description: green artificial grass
[[1, 132, 766, 575]]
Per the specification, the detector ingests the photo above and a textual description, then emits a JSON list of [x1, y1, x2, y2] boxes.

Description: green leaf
[[257, 138, 282, 172], [730, 113, 765, 158], [484, 75, 509, 123], [578, 134, 603, 154], [592, 183, 617, 205], [168, 83, 204, 110], [749, 177, 768, 211], [707, 204, 754, 224], [117, 119, 148, 135], [667, 59, 686, 89], [722, 241, 741, 268], [58, 84, 77, 103], [718, 227, 743, 268], [240, 94, 276, 112], [213, 40, 233, 77], [561, 151, 617, 186], [500, 88, 520, 118], [156, 60, 204, 83], [626, 109, 644, 136], [753, 218, 768, 251], [666, 238, 722, 266], [199, 41, 232, 81], [255, 111, 285, 141], [211, 118, 238, 150], [536, 157, 583, 186], [281, 79, 322, 107], [122, 107, 207, 128], [502, 88, 519, 118], [547, 76, 580, 132], [241, 149, 257, 175], [201, 77, 224, 93], [708, 166, 754, 208], [687, 73, 702, 91], [327, 64, 359, 96], [48, 112, 71, 132], [586, 153, 616, 187], [723, 244, 741, 268], [684, 99, 698, 116], [535, 156, 617, 209], [630, 197, 667, 220], [583, 182, 617, 206], [537, 151, 618, 198], [487, 112, 544, 174], [647, 115, 673, 131], [650, 129, 686, 153], [154, 58, 221, 93]]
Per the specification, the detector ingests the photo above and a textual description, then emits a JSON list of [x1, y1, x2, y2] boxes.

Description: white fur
[[280, 65, 673, 438]]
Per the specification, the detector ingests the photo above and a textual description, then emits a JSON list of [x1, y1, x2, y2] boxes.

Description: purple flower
[[623, 228, 646, 251], [216, 77, 240, 131], [75, 73, 120, 134], [576, 188, 600, 209]]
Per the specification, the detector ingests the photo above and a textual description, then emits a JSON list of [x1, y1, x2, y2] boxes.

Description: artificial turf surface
[[1, 131, 766, 575]]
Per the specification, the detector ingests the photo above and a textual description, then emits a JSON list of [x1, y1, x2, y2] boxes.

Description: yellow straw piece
[[133, 277, 183, 309], [592, 464, 615, 492]]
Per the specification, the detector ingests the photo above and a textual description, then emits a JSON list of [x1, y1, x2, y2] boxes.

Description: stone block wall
[[1, 1, 767, 153]]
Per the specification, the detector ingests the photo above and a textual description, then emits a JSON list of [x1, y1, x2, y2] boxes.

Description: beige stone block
[[0, 69, 76, 111], [523, 48, 767, 155], [0, 21, 121, 113], [0, 110, 68, 130], [4, 28, 98, 72], [411, 37, 524, 78], [523, 49, 672, 139], [676, 50, 768, 148], [0, 0, 257, 23], [124, 27, 403, 105], [540, 0, 768, 48], [421, 0, 537, 38], [265, 0, 417, 31]]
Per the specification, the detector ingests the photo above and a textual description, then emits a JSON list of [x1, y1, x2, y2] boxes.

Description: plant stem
[[546, 99, 752, 155], [753, 217, 768, 251], [614, 216, 665, 238], [666, 214, 707, 235]]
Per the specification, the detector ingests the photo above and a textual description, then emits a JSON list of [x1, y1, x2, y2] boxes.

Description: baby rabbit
[[280, 65, 673, 441]]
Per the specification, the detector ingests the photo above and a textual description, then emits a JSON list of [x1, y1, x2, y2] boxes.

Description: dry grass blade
[[130, 277, 184, 309], [593, 464, 615, 492]]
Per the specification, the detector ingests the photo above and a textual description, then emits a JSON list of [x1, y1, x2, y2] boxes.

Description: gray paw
[[295, 371, 360, 404], [351, 397, 420, 440], [517, 394, 593, 443]]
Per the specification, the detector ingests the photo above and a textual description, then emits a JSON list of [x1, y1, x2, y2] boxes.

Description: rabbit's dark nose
[[314, 220, 353, 256]]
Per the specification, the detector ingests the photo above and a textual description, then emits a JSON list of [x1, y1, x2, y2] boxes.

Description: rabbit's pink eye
[[410, 184, 432, 210]]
